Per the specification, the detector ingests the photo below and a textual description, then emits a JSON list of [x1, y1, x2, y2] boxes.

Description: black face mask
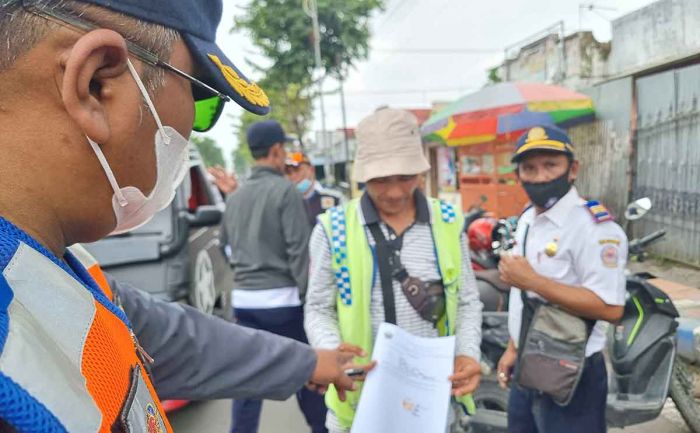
[[522, 171, 572, 210]]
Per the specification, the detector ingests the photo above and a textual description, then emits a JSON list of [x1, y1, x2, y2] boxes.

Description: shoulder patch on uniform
[[601, 244, 619, 268], [585, 200, 614, 224], [439, 201, 457, 223]]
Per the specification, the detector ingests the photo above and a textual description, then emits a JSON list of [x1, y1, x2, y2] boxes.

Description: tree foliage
[[232, 0, 384, 149], [232, 142, 254, 177], [191, 135, 225, 168], [235, 0, 383, 86]]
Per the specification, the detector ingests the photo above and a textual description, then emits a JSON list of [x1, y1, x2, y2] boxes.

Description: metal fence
[[567, 120, 631, 221], [568, 116, 700, 266], [634, 113, 700, 267]]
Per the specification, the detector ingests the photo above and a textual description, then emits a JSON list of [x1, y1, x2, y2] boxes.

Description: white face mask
[[87, 60, 190, 235]]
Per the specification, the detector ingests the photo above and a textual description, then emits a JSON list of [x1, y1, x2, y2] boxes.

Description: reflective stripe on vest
[[0, 242, 171, 433], [319, 198, 472, 429], [68, 244, 114, 301]]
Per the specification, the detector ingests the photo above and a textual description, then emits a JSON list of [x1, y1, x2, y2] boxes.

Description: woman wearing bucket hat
[[305, 108, 483, 432]]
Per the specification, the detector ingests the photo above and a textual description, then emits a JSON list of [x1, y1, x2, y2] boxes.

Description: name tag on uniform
[[116, 365, 168, 433]]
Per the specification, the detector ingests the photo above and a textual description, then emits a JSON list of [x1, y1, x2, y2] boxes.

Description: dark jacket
[[220, 166, 311, 296], [110, 275, 316, 401]]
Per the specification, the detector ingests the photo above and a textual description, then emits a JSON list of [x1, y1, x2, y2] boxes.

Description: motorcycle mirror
[[624, 197, 652, 221]]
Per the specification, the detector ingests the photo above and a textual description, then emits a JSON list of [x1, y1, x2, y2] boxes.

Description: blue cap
[[512, 125, 575, 163], [79, 0, 270, 115], [247, 120, 292, 151]]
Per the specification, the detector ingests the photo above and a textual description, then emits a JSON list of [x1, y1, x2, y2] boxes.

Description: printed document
[[351, 322, 455, 433]]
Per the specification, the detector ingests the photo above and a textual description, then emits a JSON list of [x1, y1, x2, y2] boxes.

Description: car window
[[129, 203, 174, 238], [188, 165, 212, 211]]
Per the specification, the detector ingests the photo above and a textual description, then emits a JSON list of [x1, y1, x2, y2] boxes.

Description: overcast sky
[[203, 0, 658, 168]]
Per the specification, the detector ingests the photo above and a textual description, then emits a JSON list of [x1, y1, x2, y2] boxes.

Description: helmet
[[468, 217, 497, 252]]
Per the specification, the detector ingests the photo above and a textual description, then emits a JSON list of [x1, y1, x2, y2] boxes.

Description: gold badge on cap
[[527, 127, 548, 143], [544, 237, 559, 257], [208, 54, 270, 107]]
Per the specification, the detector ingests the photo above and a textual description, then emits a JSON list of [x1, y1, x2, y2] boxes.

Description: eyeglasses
[[19, 0, 229, 132]]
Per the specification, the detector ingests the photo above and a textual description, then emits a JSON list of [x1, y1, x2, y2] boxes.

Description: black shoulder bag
[[367, 223, 446, 325], [514, 224, 596, 406]]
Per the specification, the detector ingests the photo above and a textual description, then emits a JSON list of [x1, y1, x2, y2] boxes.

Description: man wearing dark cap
[[496, 126, 627, 433], [0, 1, 369, 432], [220, 120, 329, 433], [285, 152, 345, 227]]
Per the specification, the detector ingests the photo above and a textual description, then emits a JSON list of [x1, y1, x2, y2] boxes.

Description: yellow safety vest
[[318, 197, 475, 430]]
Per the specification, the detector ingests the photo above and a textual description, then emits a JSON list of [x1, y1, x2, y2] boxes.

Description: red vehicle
[[466, 214, 516, 312]]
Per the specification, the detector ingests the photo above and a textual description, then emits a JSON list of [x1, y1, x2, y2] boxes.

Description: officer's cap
[[70, 0, 270, 115], [512, 126, 575, 163]]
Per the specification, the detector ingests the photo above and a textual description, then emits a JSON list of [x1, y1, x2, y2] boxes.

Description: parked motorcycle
[[458, 197, 700, 433], [469, 216, 517, 312]]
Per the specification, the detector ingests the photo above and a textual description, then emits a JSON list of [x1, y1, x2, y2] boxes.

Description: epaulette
[[585, 200, 614, 223]]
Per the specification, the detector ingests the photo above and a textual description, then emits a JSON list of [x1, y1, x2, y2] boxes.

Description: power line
[[342, 86, 475, 96], [372, 47, 502, 55]]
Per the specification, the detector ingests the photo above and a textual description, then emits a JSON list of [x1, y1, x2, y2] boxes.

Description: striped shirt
[[304, 193, 482, 432]]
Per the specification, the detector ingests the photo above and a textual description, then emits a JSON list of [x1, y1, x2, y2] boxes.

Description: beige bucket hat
[[352, 108, 431, 183]]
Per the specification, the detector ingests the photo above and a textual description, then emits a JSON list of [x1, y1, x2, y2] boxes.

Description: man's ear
[[60, 29, 129, 144], [272, 143, 285, 159], [569, 159, 579, 182]]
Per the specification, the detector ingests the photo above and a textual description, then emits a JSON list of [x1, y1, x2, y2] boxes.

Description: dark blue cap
[[79, 0, 270, 115], [247, 120, 291, 151], [512, 125, 575, 163]]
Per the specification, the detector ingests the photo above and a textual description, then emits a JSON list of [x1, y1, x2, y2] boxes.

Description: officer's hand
[[309, 345, 377, 401], [498, 255, 541, 290], [449, 356, 481, 397], [208, 166, 238, 195], [497, 344, 517, 389]]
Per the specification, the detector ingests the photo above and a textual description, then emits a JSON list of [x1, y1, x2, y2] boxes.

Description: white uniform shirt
[[507, 187, 628, 356]]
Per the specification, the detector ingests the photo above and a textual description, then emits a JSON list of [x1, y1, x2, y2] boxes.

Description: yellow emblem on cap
[[207, 54, 270, 108], [527, 127, 548, 143]]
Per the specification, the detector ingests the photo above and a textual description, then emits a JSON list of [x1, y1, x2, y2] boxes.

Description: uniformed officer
[[286, 152, 345, 226], [496, 126, 628, 433], [0, 1, 370, 431]]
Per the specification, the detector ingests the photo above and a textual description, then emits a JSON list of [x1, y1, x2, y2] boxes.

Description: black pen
[[344, 368, 366, 377]]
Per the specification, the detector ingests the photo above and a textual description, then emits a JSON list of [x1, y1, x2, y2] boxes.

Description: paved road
[[169, 397, 691, 433]]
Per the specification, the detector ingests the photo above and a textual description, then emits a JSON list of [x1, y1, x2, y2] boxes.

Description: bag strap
[[519, 223, 596, 336], [368, 223, 397, 325], [520, 224, 531, 307]]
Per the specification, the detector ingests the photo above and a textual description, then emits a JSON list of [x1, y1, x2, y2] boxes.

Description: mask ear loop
[[126, 59, 170, 145], [87, 136, 128, 207]]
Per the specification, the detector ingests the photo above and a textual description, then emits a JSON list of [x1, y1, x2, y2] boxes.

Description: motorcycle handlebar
[[463, 209, 486, 229], [629, 229, 666, 253]]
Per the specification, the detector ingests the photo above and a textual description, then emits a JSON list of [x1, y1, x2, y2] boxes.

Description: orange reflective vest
[[0, 216, 171, 433]]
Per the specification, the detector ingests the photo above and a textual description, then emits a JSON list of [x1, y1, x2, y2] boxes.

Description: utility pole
[[303, 0, 333, 183], [339, 73, 350, 164]]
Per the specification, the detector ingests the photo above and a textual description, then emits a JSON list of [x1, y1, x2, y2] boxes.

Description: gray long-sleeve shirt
[[220, 166, 311, 296], [109, 274, 317, 401]]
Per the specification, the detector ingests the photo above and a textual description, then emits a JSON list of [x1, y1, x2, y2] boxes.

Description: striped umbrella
[[422, 82, 594, 146]]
